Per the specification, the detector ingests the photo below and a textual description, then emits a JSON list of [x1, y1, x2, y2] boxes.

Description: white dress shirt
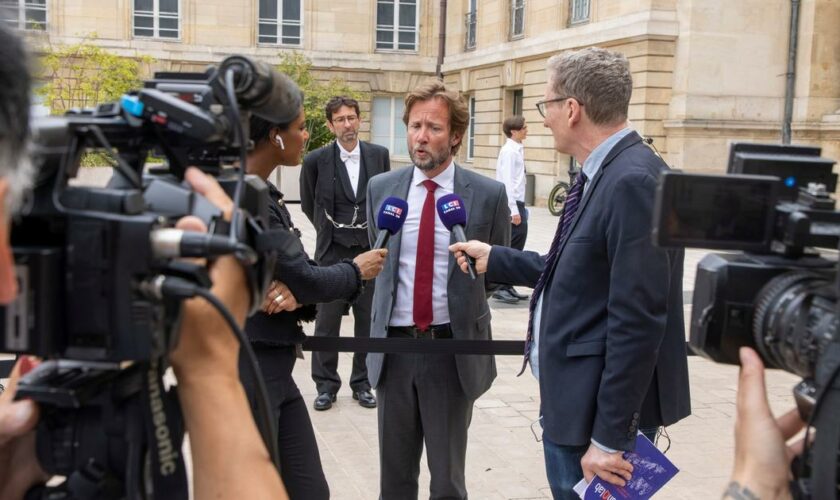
[[389, 161, 455, 327], [495, 138, 526, 217], [337, 141, 361, 195]]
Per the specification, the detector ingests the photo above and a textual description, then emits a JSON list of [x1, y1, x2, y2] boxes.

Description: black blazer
[[487, 131, 690, 451], [245, 182, 362, 346], [300, 141, 390, 262]]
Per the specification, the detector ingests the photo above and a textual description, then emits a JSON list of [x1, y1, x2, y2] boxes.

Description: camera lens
[[752, 271, 837, 378]]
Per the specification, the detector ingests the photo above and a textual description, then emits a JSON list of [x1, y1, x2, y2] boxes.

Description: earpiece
[[275, 135, 285, 150]]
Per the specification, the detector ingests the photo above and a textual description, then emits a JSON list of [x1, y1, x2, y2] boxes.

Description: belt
[[388, 323, 453, 339]]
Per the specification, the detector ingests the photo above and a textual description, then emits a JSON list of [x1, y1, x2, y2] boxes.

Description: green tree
[[35, 37, 151, 166], [36, 37, 151, 114], [275, 52, 367, 153]]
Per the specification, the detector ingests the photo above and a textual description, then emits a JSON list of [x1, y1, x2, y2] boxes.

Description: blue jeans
[[543, 438, 587, 500], [543, 428, 659, 500]]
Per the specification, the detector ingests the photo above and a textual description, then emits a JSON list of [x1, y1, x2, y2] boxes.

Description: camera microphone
[[373, 197, 409, 249], [436, 194, 476, 280], [216, 56, 301, 126], [150, 228, 255, 262]]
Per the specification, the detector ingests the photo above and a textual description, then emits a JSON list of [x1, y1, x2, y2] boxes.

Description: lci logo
[[441, 200, 461, 213], [384, 204, 404, 217]]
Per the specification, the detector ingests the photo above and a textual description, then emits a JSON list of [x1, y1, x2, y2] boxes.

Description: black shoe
[[492, 289, 519, 304], [353, 389, 377, 408], [313, 392, 336, 411], [508, 288, 530, 301]]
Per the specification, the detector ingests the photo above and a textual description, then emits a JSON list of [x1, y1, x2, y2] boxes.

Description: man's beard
[[410, 144, 452, 171], [340, 131, 358, 144]]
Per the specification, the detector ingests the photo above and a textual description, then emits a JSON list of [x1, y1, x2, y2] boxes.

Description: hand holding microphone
[[436, 194, 479, 280], [448, 240, 491, 276], [353, 249, 388, 280], [357, 197, 408, 280]]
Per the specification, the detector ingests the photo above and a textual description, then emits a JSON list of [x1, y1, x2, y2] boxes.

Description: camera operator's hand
[[169, 168, 247, 381], [353, 248, 388, 280], [0, 358, 48, 500], [168, 168, 288, 500], [726, 347, 804, 500], [449, 240, 491, 274], [261, 280, 300, 314]]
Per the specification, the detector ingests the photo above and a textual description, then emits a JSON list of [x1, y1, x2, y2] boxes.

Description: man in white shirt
[[493, 115, 529, 304], [366, 80, 510, 499], [301, 96, 390, 411]]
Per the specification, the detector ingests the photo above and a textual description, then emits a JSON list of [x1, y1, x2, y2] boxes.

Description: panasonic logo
[[148, 360, 179, 476]]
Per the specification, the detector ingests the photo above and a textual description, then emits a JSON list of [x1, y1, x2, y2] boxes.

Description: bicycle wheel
[[548, 181, 570, 216]]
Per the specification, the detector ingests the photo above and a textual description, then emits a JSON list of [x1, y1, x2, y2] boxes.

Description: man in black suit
[[451, 47, 691, 499], [301, 96, 390, 411]]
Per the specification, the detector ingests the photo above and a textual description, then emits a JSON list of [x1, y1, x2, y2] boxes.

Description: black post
[[782, 0, 801, 144], [436, 0, 448, 79]]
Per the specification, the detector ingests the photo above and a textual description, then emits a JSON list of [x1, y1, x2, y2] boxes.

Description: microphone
[[436, 194, 476, 280], [216, 55, 302, 126], [150, 228, 256, 263], [373, 197, 409, 249]]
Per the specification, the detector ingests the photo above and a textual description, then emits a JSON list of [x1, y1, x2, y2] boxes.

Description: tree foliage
[[36, 37, 151, 114], [34, 38, 151, 166], [275, 52, 367, 153]]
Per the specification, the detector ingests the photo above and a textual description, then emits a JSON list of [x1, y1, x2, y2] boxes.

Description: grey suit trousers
[[377, 342, 474, 500]]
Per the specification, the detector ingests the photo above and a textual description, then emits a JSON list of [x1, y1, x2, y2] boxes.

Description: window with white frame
[[467, 96, 476, 160], [0, 0, 46, 31], [510, 0, 524, 39], [570, 0, 590, 25], [371, 96, 408, 157], [464, 0, 476, 51], [376, 0, 417, 51], [258, 0, 303, 46], [134, 0, 179, 39]]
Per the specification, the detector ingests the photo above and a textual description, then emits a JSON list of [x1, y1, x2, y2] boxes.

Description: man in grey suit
[[366, 80, 510, 500], [301, 96, 390, 411]]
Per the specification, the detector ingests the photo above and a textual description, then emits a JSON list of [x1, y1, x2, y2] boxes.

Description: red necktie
[[413, 180, 438, 331]]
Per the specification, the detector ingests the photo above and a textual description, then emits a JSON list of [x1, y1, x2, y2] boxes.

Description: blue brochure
[[574, 432, 679, 499]]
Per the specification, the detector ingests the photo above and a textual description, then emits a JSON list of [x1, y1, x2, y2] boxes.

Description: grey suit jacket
[[300, 140, 391, 262], [365, 164, 511, 400]]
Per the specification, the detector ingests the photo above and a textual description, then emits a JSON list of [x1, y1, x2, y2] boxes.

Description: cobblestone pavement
[[1, 169, 801, 498]]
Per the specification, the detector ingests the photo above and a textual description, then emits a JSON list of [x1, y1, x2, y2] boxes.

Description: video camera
[[1, 55, 297, 499], [653, 142, 840, 498]]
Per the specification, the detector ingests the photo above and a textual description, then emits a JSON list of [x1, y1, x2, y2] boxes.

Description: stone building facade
[[7, 0, 839, 204]]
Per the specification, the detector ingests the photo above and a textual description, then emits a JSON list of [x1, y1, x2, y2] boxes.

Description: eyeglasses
[[535, 96, 580, 118], [331, 115, 359, 125]]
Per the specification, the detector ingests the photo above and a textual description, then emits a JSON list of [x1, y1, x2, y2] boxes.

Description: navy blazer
[[487, 131, 690, 451]]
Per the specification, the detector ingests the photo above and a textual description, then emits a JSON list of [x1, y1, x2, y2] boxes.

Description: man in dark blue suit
[[450, 47, 690, 499]]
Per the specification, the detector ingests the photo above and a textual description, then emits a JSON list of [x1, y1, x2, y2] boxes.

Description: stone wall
[[28, 0, 840, 204]]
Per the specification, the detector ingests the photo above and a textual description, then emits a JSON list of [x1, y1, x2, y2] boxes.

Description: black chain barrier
[[0, 340, 696, 379], [302, 337, 696, 356], [302, 337, 526, 355]]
